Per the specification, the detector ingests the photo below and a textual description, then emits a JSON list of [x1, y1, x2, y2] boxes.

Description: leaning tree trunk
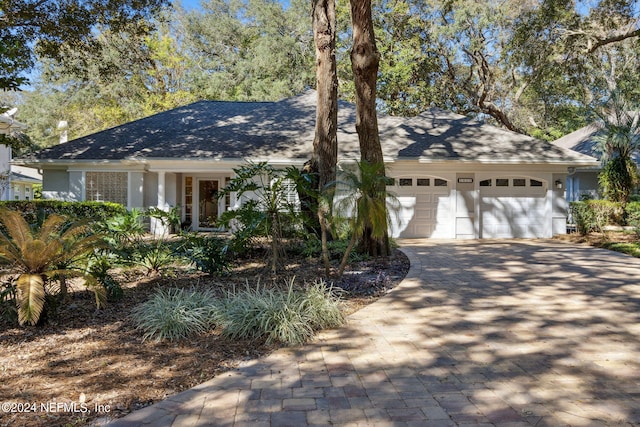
[[349, 0, 390, 257], [312, 0, 338, 275]]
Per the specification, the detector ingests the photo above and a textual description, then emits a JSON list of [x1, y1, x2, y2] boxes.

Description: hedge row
[[570, 200, 640, 234], [0, 200, 127, 224]]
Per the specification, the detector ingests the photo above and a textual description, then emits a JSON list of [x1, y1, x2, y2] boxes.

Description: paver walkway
[[108, 239, 640, 426]]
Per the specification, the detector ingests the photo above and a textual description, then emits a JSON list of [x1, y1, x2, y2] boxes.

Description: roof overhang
[[9, 172, 41, 184], [17, 155, 601, 170], [0, 113, 26, 135]]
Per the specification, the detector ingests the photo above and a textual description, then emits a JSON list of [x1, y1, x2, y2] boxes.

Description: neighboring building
[[7, 165, 41, 200], [16, 91, 598, 238], [553, 115, 640, 202], [553, 123, 605, 202], [0, 110, 41, 201]]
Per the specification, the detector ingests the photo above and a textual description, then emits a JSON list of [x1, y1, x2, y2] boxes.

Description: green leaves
[[218, 279, 344, 346], [181, 0, 314, 101], [0, 0, 167, 91], [132, 279, 344, 345], [595, 92, 640, 204], [132, 287, 219, 342]]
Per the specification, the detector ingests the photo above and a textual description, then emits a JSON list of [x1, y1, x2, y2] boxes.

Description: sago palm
[[0, 209, 106, 326], [334, 161, 398, 277], [595, 93, 640, 205]]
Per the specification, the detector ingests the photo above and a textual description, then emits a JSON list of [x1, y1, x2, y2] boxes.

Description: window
[[386, 178, 396, 186], [530, 179, 543, 187], [281, 178, 299, 205], [86, 172, 128, 205], [224, 177, 231, 211], [434, 179, 448, 187], [417, 178, 430, 186], [185, 177, 193, 223], [496, 179, 509, 187], [272, 178, 300, 211], [513, 179, 526, 187], [479, 179, 492, 187], [399, 178, 413, 186]]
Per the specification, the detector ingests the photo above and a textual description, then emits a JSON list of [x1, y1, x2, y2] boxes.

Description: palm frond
[[83, 275, 107, 309], [62, 234, 105, 263], [333, 160, 396, 238], [59, 221, 92, 241], [16, 274, 46, 326], [0, 209, 32, 249], [21, 240, 61, 273], [36, 214, 67, 242], [0, 234, 24, 268]]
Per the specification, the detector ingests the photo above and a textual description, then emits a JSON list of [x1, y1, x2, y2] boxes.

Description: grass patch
[[600, 241, 640, 258]]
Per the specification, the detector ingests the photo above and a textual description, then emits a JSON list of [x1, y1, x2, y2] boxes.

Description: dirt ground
[[0, 249, 409, 427], [555, 228, 639, 245]]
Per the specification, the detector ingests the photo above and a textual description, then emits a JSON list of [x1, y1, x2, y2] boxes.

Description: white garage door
[[389, 177, 453, 238], [480, 178, 547, 238]]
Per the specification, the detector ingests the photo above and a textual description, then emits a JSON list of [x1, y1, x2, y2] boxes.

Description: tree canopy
[[336, 0, 640, 138], [0, 0, 168, 91], [3, 0, 640, 149]]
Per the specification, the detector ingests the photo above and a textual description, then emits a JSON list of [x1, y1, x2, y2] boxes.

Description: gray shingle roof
[[553, 119, 640, 164], [29, 91, 597, 165], [9, 171, 41, 184], [553, 123, 605, 158]]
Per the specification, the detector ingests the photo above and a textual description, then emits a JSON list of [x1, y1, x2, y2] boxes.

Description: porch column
[[157, 171, 166, 209], [152, 171, 169, 237], [544, 173, 554, 238]]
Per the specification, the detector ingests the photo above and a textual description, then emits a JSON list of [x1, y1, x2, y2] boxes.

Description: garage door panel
[[481, 194, 547, 238], [391, 182, 452, 238]]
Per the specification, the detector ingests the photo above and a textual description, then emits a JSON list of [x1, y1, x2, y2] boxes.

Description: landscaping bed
[[556, 229, 640, 257], [0, 249, 409, 427]]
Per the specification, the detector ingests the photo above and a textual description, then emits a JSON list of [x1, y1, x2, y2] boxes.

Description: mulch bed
[[0, 249, 409, 427]]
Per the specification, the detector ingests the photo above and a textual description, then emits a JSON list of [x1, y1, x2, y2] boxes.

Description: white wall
[[42, 170, 75, 200], [0, 145, 11, 200]]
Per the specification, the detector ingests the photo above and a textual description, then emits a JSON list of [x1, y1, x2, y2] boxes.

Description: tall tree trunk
[[312, 0, 338, 275], [312, 0, 338, 192], [349, 0, 390, 257]]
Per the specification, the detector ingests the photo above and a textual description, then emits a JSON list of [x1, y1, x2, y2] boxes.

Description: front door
[[198, 179, 219, 229]]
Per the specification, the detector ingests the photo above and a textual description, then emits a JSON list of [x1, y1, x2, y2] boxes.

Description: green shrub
[[590, 199, 624, 226], [218, 279, 344, 346], [217, 163, 313, 273], [0, 200, 126, 224], [131, 288, 220, 342], [177, 233, 230, 275], [132, 240, 179, 276], [87, 256, 123, 301], [570, 202, 595, 235], [96, 208, 146, 248], [297, 238, 369, 262], [0, 278, 17, 323], [626, 202, 640, 236], [570, 200, 624, 234], [147, 206, 182, 234]]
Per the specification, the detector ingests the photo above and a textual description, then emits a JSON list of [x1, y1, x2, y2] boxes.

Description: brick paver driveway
[[110, 239, 640, 426]]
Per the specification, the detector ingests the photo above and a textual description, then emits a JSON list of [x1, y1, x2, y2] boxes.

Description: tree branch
[[587, 27, 640, 54]]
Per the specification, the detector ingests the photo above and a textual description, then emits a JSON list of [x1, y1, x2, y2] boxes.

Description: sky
[[176, 0, 201, 10]]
